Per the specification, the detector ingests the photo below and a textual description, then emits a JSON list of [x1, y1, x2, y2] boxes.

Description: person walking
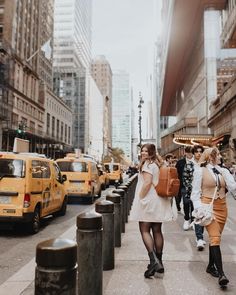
[[130, 143, 176, 278], [182, 145, 205, 250], [176, 146, 194, 222], [191, 147, 236, 287], [175, 146, 193, 213], [164, 153, 173, 167]]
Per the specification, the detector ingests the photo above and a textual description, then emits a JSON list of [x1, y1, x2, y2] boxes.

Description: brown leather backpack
[[155, 166, 180, 197]]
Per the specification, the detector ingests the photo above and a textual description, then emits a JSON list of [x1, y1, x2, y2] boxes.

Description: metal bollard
[[77, 211, 103, 295], [112, 188, 125, 233], [95, 200, 115, 270], [106, 193, 121, 247], [35, 238, 77, 295], [118, 185, 128, 223], [125, 181, 132, 214]]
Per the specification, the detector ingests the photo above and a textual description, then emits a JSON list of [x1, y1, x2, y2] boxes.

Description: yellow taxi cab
[[56, 157, 102, 203], [0, 152, 68, 234], [103, 162, 123, 185]]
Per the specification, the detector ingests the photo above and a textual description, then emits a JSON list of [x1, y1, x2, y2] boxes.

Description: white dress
[[129, 161, 176, 222]]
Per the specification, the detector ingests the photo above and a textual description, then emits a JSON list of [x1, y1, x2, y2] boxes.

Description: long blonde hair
[[199, 147, 219, 166]]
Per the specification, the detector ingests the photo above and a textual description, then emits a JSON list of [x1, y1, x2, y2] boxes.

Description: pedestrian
[[182, 145, 206, 250], [175, 146, 193, 214], [130, 143, 176, 278], [191, 147, 236, 287], [164, 153, 173, 167]]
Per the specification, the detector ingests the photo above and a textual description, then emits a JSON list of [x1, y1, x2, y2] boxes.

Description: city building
[[91, 55, 112, 156], [160, 0, 227, 158], [208, 1, 236, 164], [0, 0, 72, 155], [44, 89, 73, 158], [112, 70, 132, 160], [87, 75, 104, 161], [53, 0, 92, 152]]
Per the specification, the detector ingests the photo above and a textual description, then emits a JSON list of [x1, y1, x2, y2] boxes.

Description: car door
[[40, 160, 53, 214], [52, 162, 64, 209], [31, 159, 43, 210]]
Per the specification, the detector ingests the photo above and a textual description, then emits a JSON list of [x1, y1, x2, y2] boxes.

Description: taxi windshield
[[0, 159, 25, 179], [57, 161, 88, 172]]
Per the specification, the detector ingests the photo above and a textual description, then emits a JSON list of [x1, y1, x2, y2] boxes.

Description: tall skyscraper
[[112, 70, 131, 159], [91, 55, 112, 156], [53, 0, 92, 151]]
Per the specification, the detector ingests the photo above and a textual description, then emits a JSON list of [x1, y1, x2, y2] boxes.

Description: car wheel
[[57, 196, 67, 216], [28, 207, 40, 234]]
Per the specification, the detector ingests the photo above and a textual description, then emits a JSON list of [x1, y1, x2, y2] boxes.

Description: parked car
[[0, 152, 67, 234], [56, 157, 102, 203], [103, 162, 123, 186]]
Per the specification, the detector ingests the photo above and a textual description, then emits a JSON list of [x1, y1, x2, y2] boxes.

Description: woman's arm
[[220, 167, 236, 193], [190, 166, 202, 209], [139, 171, 153, 199]]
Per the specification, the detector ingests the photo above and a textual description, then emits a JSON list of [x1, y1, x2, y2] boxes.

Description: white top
[[191, 164, 236, 209], [129, 161, 176, 222]]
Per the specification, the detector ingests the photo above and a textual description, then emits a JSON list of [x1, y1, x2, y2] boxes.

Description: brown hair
[[139, 144, 163, 171]]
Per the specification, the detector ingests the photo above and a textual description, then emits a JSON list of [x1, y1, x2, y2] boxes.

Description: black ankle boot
[[206, 265, 219, 278], [156, 252, 164, 273], [211, 245, 229, 287], [206, 246, 219, 278], [144, 252, 164, 278]]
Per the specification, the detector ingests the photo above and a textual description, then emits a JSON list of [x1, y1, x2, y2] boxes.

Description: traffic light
[[17, 122, 26, 137]]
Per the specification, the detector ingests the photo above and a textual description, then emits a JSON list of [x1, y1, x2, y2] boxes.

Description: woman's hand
[[139, 171, 153, 199]]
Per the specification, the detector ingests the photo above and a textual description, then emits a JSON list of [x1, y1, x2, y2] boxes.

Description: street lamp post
[[138, 92, 144, 148]]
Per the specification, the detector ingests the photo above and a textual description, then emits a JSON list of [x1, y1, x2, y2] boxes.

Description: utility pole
[[138, 92, 144, 148]]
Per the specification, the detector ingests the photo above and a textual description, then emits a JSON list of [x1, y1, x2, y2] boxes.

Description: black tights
[[139, 222, 164, 254]]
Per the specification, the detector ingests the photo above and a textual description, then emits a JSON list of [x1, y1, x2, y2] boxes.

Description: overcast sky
[[92, 0, 161, 102]]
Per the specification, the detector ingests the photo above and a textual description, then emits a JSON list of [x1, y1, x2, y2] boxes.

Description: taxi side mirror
[[61, 174, 67, 182]]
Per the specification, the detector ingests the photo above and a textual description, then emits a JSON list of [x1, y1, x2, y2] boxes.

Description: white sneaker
[[183, 220, 190, 231], [196, 239, 205, 251]]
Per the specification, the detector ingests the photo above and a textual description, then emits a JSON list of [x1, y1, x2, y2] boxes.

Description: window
[[0, 159, 24, 178], [47, 113, 50, 135], [53, 163, 61, 182], [56, 119, 59, 139], [57, 161, 88, 172], [41, 161, 51, 178], [32, 160, 42, 178], [52, 116, 55, 137]]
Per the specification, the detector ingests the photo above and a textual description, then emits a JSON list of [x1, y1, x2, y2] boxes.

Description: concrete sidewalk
[[1, 198, 236, 295], [103, 216, 236, 295]]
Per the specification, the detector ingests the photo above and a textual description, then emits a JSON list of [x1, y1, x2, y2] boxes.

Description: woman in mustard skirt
[[191, 147, 236, 287]]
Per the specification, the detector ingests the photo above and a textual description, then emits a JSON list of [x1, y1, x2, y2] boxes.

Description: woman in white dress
[[130, 143, 176, 278]]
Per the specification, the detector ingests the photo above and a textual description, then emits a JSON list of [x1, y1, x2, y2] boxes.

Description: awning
[[211, 134, 230, 145], [173, 134, 213, 147]]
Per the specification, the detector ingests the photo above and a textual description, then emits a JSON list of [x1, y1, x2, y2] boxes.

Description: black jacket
[[175, 157, 186, 188]]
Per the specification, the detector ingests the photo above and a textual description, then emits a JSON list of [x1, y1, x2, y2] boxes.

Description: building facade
[[53, 0, 92, 152], [0, 0, 73, 155], [87, 75, 104, 161], [160, 0, 227, 158], [208, 0, 236, 164], [112, 70, 131, 160], [91, 55, 112, 156]]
